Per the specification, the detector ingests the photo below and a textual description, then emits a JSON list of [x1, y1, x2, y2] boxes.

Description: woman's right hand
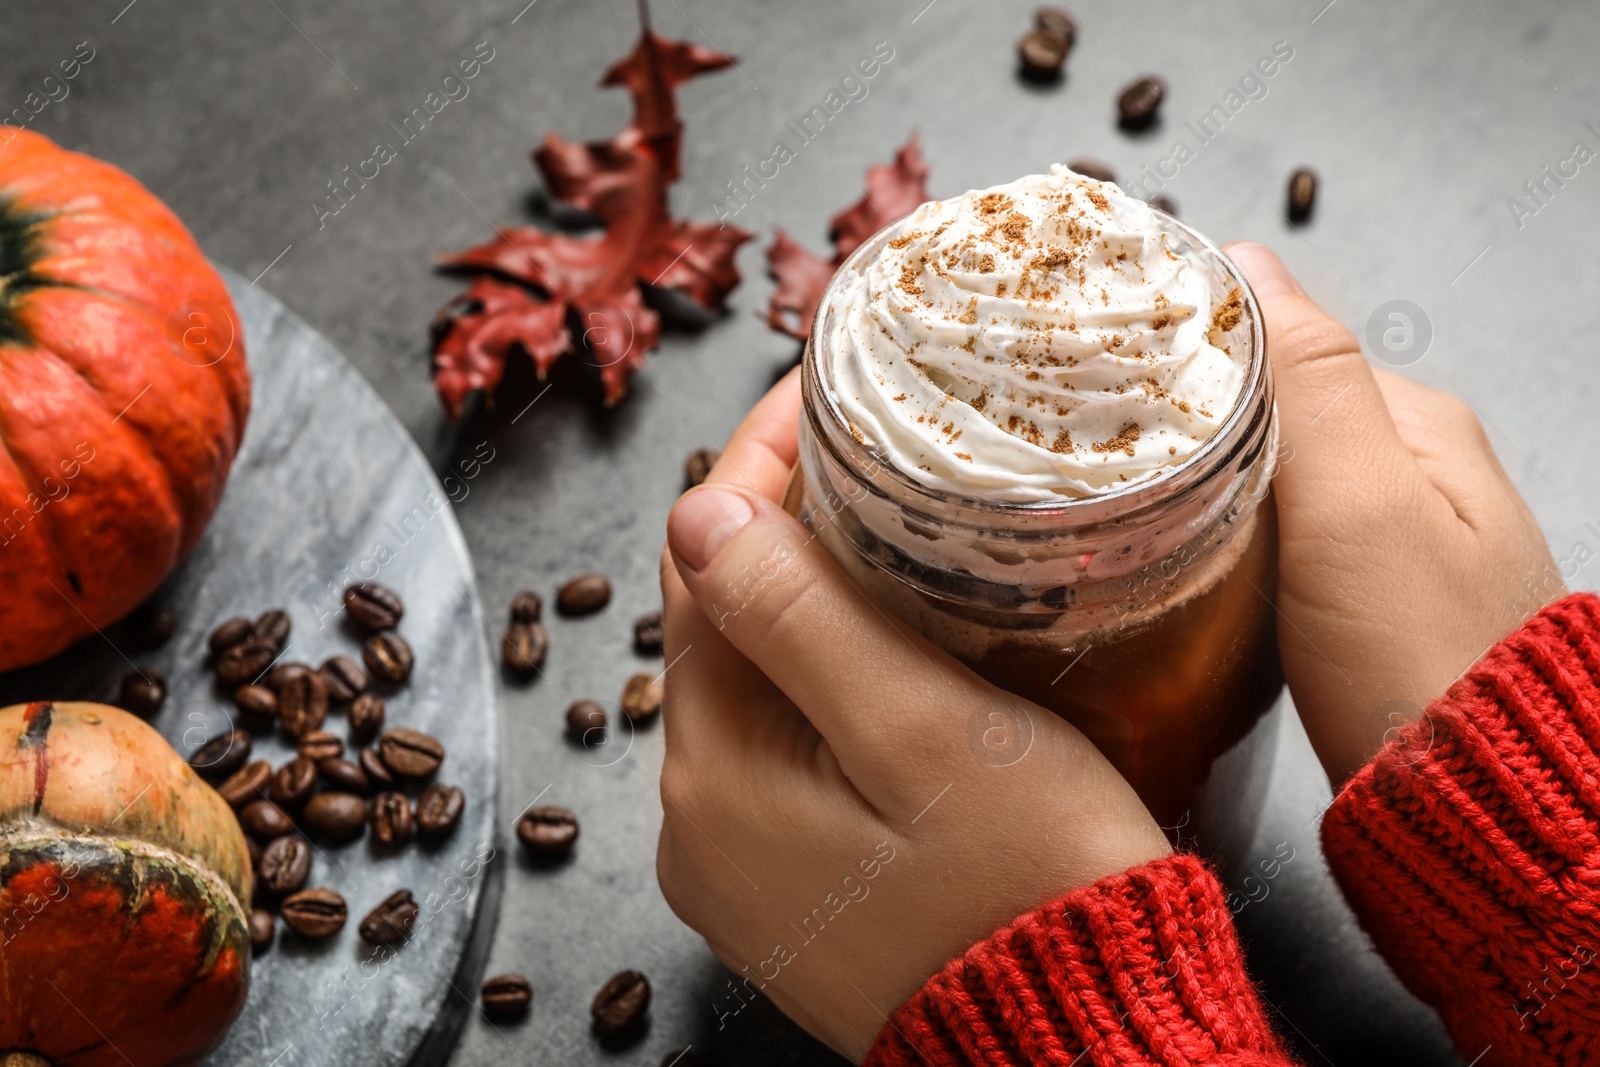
[[1225, 242, 1563, 786]]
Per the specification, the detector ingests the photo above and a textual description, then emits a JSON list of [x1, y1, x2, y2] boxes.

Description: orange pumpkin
[[0, 702, 252, 1066], [0, 130, 249, 672]]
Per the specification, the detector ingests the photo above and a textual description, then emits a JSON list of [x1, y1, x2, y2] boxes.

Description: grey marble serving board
[[0, 269, 502, 1067]]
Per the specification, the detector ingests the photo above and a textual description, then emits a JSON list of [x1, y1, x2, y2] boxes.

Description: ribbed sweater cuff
[[1322, 591, 1600, 1066], [865, 853, 1296, 1067]]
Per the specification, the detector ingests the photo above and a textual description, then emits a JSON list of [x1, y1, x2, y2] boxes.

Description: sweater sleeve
[[1321, 591, 1600, 1067], [864, 853, 1299, 1067]]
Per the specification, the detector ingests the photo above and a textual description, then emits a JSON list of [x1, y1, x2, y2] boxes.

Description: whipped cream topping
[[826, 164, 1245, 503]]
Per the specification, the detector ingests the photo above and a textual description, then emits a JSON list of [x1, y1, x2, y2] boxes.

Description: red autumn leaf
[[763, 136, 932, 342], [430, 2, 752, 418]]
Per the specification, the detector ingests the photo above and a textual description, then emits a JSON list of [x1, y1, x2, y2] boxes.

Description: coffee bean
[[502, 622, 548, 676], [246, 835, 263, 870], [359, 888, 418, 945], [632, 612, 664, 655], [318, 655, 368, 702], [684, 447, 720, 488], [1068, 158, 1116, 184], [118, 670, 167, 719], [1034, 5, 1075, 45], [509, 590, 542, 624], [359, 747, 396, 790], [297, 730, 344, 763], [258, 834, 313, 895], [349, 693, 386, 744], [620, 673, 663, 722], [1147, 194, 1179, 218], [363, 632, 414, 684], [1117, 75, 1166, 129], [239, 799, 295, 840], [265, 661, 312, 693], [565, 700, 608, 745], [556, 573, 611, 616], [249, 908, 275, 953], [209, 616, 254, 656], [481, 974, 533, 1018], [1287, 166, 1318, 223], [416, 784, 464, 839], [216, 759, 271, 808], [591, 970, 651, 1037], [233, 684, 279, 729], [1017, 27, 1068, 80], [280, 888, 347, 938], [303, 792, 368, 843], [320, 757, 369, 795], [369, 791, 413, 847], [216, 640, 278, 687], [190, 729, 251, 781], [268, 758, 318, 809], [344, 582, 404, 631], [379, 728, 444, 779], [253, 609, 292, 652], [517, 806, 578, 856], [124, 604, 177, 651], [279, 671, 329, 739]]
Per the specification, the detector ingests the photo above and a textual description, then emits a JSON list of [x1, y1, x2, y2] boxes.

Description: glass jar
[[787, 215, 1282, 860]]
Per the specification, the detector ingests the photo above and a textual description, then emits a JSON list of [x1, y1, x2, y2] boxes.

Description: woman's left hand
[[656, 369, 1170, 1061]]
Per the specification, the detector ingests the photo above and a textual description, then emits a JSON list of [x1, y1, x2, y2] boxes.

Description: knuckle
[[704, 530, 817, 640], [1276, 314, 1363, 375]]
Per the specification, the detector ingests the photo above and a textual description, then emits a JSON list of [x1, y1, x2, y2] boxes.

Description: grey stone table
[[6, 1, 1600, 1065]]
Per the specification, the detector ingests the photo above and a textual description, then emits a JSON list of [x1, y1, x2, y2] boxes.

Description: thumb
[[1223, 242, 1413, 515]]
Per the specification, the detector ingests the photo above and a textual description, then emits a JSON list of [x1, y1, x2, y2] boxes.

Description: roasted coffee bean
[[516, 805, 578, 856], [591, 970, 651, 1037], [620, 673, 663, 722], [278, 671, 329, 739], [253, 609, 291, 652], [303, 792, 368, 843], [481, 973, 533, 1018], [509, 590, 542, 624], [233, 684, 279, 728], [270, 757, 319, 809], [1117, 75, 1166, 129], [359, 747, 396, 789], [1287, 166, 1318, 223], [216, 760, 271, 808], [416, 784, 464, 839], [280, 887, 347, 938], [249, 908, 275, 953], [684, 447, 720, 488], [565, 700, 608, 744], [349, 693, 386, 743], [1147, 194, 1179, 218], [124, 604, 177, 650], [632, 612, 663, 655], [344, 581, 404, 631], [258, 834, 313, 895], [297, 730, 343, 763], [369, 791, 413, 847], [318, 655, 368, 702], [216, 640, 278, 687], [502, 622, 548, 676], [239, 799, 295, 840], [190, 729, 251, 781], [359, 888, 418, 945], [320, 757, 369, 795], [379, 728, 444, 779], [265, 661, 312, 692], [1068, 158, 1116, 184], [363, 632, 414, 684], [556, 573, 611, 616], [1017, 27, 1068, 80], [1034, 5, 1075, 45], [118, 670, 167, 719], [209, 616, 254, 655]]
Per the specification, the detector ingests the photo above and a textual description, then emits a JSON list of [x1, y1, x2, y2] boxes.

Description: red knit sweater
[[867, 592, 1600, 1067]]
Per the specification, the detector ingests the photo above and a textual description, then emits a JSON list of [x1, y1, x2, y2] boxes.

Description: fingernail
[[1224, 242, 1303, 299], [669, 487, 755, 573]]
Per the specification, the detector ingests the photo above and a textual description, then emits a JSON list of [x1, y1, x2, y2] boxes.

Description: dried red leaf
[[430, 2, 751, 417], [763, 136, 933, 342]]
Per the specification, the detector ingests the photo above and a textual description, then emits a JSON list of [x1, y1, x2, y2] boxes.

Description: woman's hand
[[1225, 243, 1563, 786], [655, 370, 1170, 1062]]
